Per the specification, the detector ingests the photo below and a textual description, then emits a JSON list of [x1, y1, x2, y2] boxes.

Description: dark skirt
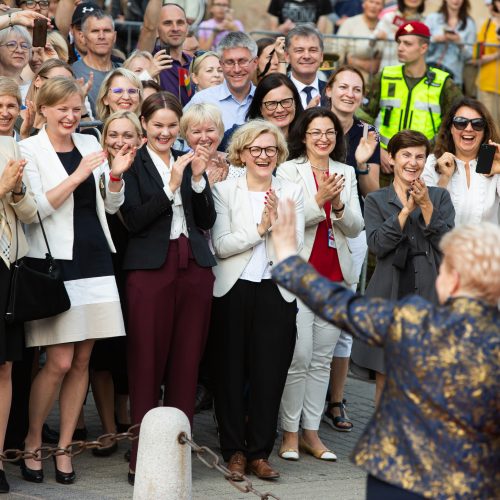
[[0, 260, 24, 364]]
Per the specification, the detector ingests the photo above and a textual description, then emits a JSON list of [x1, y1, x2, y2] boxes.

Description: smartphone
[[476, 144, 496, 175], [158, 40, 170, 56], [32, 18, 48, 48], [444, 28, 456, 34]]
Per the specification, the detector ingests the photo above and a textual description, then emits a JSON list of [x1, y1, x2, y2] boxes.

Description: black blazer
[[121, 147, 217, 270]]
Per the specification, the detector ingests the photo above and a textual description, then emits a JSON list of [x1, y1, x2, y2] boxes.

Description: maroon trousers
[[126, 236, 214, 470]]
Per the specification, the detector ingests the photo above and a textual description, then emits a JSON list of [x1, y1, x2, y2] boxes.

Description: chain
[[178, 432, 280, 500], [0, 424, 140, 463]]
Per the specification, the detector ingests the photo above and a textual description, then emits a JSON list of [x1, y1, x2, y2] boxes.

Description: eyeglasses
[[108, 88, 141, 96], [245, 146, 278, 158], [452, 116, 486, 131], [20, 0, 49, 8], [306, 129, 337, 140], [0, 41, 30, 52], [221, 58, 252, 68], [213, 2, 230, 7], [262, 98, 294, 111]]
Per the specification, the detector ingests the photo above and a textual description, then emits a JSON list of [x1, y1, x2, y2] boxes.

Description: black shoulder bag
[[5, 213, 71, 324]]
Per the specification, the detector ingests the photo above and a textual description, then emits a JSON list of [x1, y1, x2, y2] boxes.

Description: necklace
[[310, 164, 328, 172]]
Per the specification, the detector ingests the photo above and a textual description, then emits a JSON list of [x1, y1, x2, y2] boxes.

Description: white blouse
[[147, 146, 206, 239], [239, 191, 271, 282], [423, 154, 500, 226]]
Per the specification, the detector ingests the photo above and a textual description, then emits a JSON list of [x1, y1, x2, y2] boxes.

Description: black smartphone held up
[[32, 18, 48, 48], [476, 144, 496, 175], [159, 40, 171, 56]]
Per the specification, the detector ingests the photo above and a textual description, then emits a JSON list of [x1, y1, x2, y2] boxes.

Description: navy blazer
[[121, 146, 217, 270]]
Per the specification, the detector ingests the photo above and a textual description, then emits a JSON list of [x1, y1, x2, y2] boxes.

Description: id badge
[[328, 228, 336, 249]]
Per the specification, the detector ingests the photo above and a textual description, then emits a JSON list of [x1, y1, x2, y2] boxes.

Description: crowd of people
[[0, 0, 499, 498]]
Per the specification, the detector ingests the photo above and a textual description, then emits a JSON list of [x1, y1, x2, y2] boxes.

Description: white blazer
[[20, 127, 124, 260], [277, 157, 364, 286], [211, 174, 305, 302]]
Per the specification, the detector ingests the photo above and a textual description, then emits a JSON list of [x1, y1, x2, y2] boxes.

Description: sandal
[[322, 400, 353, 432]]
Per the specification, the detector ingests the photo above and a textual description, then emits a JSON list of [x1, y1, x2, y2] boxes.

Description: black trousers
[[212, 279, 296, 462], [366, 475, 424, 499]]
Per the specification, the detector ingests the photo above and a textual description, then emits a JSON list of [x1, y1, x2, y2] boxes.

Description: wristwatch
[[355, 163, 370, 175], [12, 183, 26, 196]]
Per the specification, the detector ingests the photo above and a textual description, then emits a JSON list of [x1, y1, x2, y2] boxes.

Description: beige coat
[[0, 137, 37, 266], [276, 157, 364, 286]]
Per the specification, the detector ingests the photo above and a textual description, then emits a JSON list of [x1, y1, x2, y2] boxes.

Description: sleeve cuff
[[192, 176, 207, 193], [163, 185, 175, 201]]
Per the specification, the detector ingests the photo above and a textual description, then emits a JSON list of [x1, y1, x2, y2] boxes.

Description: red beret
[[395, 21, 431, 41]]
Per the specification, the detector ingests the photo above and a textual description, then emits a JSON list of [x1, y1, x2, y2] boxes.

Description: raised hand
[[488, 140, 500, 176], [306, 95, 321, 109], [206, 153, 229, 186], [355, 130, 378, 165], [20, 100, 36, 140], [150, 50, 173, 78], [73, 151, 107, 184], [110, 144, 137, 178], [0, 159, 26, 197], [274, 36, 286, 61], [191, 145, 211, 181], [409, 178, 431, 208], [315, 172, 344, 209], [271, 199, 297, 262], [257, 188, 277, 236], [169, 151, 195, 192], [435, 152, 456, 178], [77, 72, 94, 97], [8, 10, 51, 29]]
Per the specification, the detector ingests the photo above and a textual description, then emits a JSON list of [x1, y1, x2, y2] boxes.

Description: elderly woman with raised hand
[[121, 92, 216, 485], [422, 96, 500, 226], [20, 77, 135, 485], [271, 200, 500, 500], [95, 68, 143, 123], [0, 137, 37, 494], [211, 119, 304, 481], [276, 107, 363, 461], [351, 130, 455, 405]]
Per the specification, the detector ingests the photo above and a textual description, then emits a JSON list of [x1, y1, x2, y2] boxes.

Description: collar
[[444, 296, 499, 315], [219, 79, 256, 102], [146, 145, 174, 171], [289, 73, 319, 93]]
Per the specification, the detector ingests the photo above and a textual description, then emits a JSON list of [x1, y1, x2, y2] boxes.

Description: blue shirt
[[184, 80, 255, 131]]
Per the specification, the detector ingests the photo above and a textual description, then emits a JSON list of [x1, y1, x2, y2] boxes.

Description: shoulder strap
[[37, 212, 53, 257]]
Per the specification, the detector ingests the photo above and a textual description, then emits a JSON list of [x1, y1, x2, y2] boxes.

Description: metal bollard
[[133, 407, 192, 500]]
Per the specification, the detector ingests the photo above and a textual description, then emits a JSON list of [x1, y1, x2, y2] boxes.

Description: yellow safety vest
[[376, 65, 449, 149]]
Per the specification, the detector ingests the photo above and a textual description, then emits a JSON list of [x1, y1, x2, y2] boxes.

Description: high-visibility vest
[[375, 65, 449, 148]]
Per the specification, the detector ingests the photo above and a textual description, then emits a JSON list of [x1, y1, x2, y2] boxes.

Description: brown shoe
[[247, 458, 280, 480], [227, 452, 246, 482]]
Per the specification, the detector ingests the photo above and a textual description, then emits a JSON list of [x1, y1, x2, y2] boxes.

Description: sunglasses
[[452, 116, 486, 131]]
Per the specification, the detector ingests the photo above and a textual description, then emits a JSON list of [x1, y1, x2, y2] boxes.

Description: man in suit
[[285, 24, 327, 108]]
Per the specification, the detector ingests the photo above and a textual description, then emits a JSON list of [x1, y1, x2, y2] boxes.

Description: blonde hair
[[36, 77, 83, 113], [440, 222, 500, 304], [0, 76, 21, 106], [227, 119, 289, 167], [190, 50, 219, 76], [101, 110, 143, 150], [47, 31, 69, 62], [95, 68, 143, 121], [179, 103, 224, 141], [123, 50, 157, 81]]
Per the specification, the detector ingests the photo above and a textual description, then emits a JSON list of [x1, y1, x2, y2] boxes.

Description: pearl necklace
[[310, 164, 328, 172]]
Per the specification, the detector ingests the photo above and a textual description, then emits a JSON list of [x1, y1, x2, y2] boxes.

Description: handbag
[[5, 212, 71, 324]]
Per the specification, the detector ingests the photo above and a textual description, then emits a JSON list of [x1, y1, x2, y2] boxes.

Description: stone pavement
[[4, 376, 375, 500]]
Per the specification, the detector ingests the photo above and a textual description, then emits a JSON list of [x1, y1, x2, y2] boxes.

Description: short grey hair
[[81, 11, 115, 32], [0, 26, 32, 47], [216, 32, 257, 59], [285, 23, 324, 52]]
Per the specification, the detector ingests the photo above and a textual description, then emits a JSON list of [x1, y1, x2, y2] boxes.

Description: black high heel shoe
[[0, 469, 10, 493], [52, 455, 76, 485], [20, 459, 44, 483]]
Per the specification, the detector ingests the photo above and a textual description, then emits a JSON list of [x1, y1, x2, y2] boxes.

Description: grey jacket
[[364, 184, 455, 302]]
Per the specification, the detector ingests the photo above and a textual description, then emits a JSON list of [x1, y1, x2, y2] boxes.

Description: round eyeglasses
[[245, 146, 278, 158], [0, 41, 30, 52]]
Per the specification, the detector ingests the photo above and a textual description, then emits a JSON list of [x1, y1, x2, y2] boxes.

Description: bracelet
[[355, 163, 370, 175], [333, 203, 344, 213], [109, 173, 123, 182], [8, 13, 13, 28]]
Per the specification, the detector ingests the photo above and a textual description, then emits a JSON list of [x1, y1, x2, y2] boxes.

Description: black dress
[[25, 147, 125, 347]]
